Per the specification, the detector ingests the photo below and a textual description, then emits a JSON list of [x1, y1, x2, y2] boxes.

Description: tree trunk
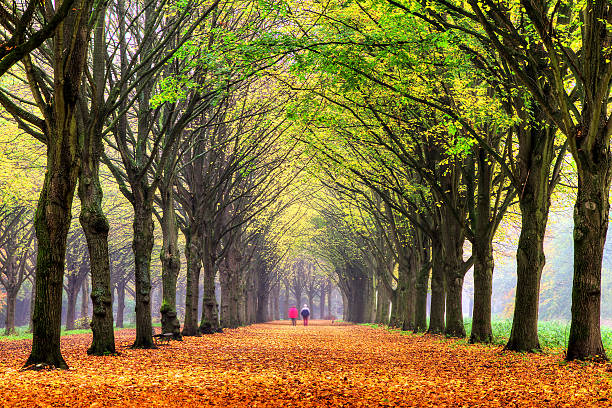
[[375, 288, 384, 324], [272, 283, 280, 320], [80, 276, 89, 321], [182, 226, 201, 336], [327, 281, 332, 317], [26, 139, 78, 370], [256, 292, 269, 323], [200, 239, 219, 334], [345, 273, 374, 323], [4, 290, 17, 335], [131, 199, 155, 348], [390, 258, 408, 328], [282, 282, 289, 319], [79, 5, 115, 356], [428, 238, 445, 334], [376, 284, 390, 325], [469, 146, 495, 344], [506, 126, 554, 351], [441, 212, 466, 338], [64, 280, 79, 331], [79, 181, 115, 355], [116, 281, 125, 328], [23, 0, 92, 371], [319, 285, 325, 319], [414, 243, 429, 332], [255, 267, 269, 323], [83, 189, 116, 355], [294, 288, 302, 307], [402, 253, 417, 331], [445, 274, 465, 337], [567, 144, 610, 360], [230, 269, 242, 327], [160, 182, 182, 340], [307, 293, 314, 316], [219, 266, 231, 328], [237, 276, 247, 326], [28, 280, 34, 332], [470, 241, 494, 343]]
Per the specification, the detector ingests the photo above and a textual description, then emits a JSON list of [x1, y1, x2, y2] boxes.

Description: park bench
[[153, 333, 174, 346]]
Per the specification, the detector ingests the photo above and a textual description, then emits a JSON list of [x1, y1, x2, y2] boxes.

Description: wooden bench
[[153, 333, 174, 345]]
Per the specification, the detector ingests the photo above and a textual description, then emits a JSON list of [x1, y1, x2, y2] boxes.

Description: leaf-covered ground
[[0, 321, 610, 407]]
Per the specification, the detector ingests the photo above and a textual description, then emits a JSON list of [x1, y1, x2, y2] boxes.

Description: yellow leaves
[[0, 322, 611, 406]]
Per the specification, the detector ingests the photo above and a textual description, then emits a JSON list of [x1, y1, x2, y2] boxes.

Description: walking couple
[[288, 305, 310, 326]]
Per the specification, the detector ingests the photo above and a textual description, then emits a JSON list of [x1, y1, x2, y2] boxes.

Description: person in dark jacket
[[300, 304, 310, 326]]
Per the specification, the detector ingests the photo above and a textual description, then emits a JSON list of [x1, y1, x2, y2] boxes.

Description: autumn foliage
[[0, 322, 610, 407]]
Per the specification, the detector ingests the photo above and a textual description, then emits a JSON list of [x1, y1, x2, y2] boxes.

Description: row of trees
[[279, 0, 611, 361], [0, 0, 311, 369], [0, 0, 608, 369]]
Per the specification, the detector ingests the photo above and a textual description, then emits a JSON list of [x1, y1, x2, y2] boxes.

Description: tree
[[0, 205, 34, 334], [0, 0, 103, 369], [427, 0, 611, 360]]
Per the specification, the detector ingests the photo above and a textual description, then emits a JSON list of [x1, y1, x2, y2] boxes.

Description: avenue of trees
[[0, 0, 610, 370]]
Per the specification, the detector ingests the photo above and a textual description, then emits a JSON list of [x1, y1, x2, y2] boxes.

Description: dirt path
[[0, 321, 610, 407]]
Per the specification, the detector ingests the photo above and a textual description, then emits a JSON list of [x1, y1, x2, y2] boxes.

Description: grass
[[0, 322, 160, 342], [362, 319, 612, 356]]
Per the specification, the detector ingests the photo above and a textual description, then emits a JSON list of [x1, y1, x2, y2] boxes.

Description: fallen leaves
[[0, 321, 610, 407]]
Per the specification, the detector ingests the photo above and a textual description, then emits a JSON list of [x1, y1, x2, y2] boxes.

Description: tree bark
[[469, 147, 495, 344], [160, 181, 182, 339], [327, 281, 332, 317], [4, 290, 17, 335], [390, 257, 408, 328], [506, 123, 555, 352], [307, 293, 314, 316], [64, 280, 79, 331], [375, 283, 390, 325], [319, 285, 325, 319], [246, 269, 257, 324], [255, 264, 269, 323], [414, 242, 429, 332], [470, 241, 493, 343], [182, 226, 201, 336], [116, 281, 125, 328], [28, 280, 34, 332], [256, 292, 269, 323], [131, 197, 155, 348], [567, 137, 610, 360], [24, 0, 96, 371], [272, 283, 280, 320], [80, 275, 89, 321], [200, 237, 219, 333], [428, 238, 445, 334], [402, 252, 417, 331], [77, 5, 115, 355], [445, 274, 465, 337], [440, 209, 467, 338], [26, 131, 79, 370], [219, 265, 231, 328], [282, 281, 289, 319]]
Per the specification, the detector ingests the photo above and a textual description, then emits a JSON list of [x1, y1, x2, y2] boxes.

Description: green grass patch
[[0, 323, 160, 342], [363, 319, 612, 355]]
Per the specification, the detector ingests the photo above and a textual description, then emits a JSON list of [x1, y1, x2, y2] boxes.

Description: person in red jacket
[[288, 306, 298, 326]]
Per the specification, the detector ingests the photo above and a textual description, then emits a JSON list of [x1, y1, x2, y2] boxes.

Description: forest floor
[[0, 321, 610, 407]]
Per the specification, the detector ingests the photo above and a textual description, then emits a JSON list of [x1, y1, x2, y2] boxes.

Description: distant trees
[[0, 205, 34, 334]]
